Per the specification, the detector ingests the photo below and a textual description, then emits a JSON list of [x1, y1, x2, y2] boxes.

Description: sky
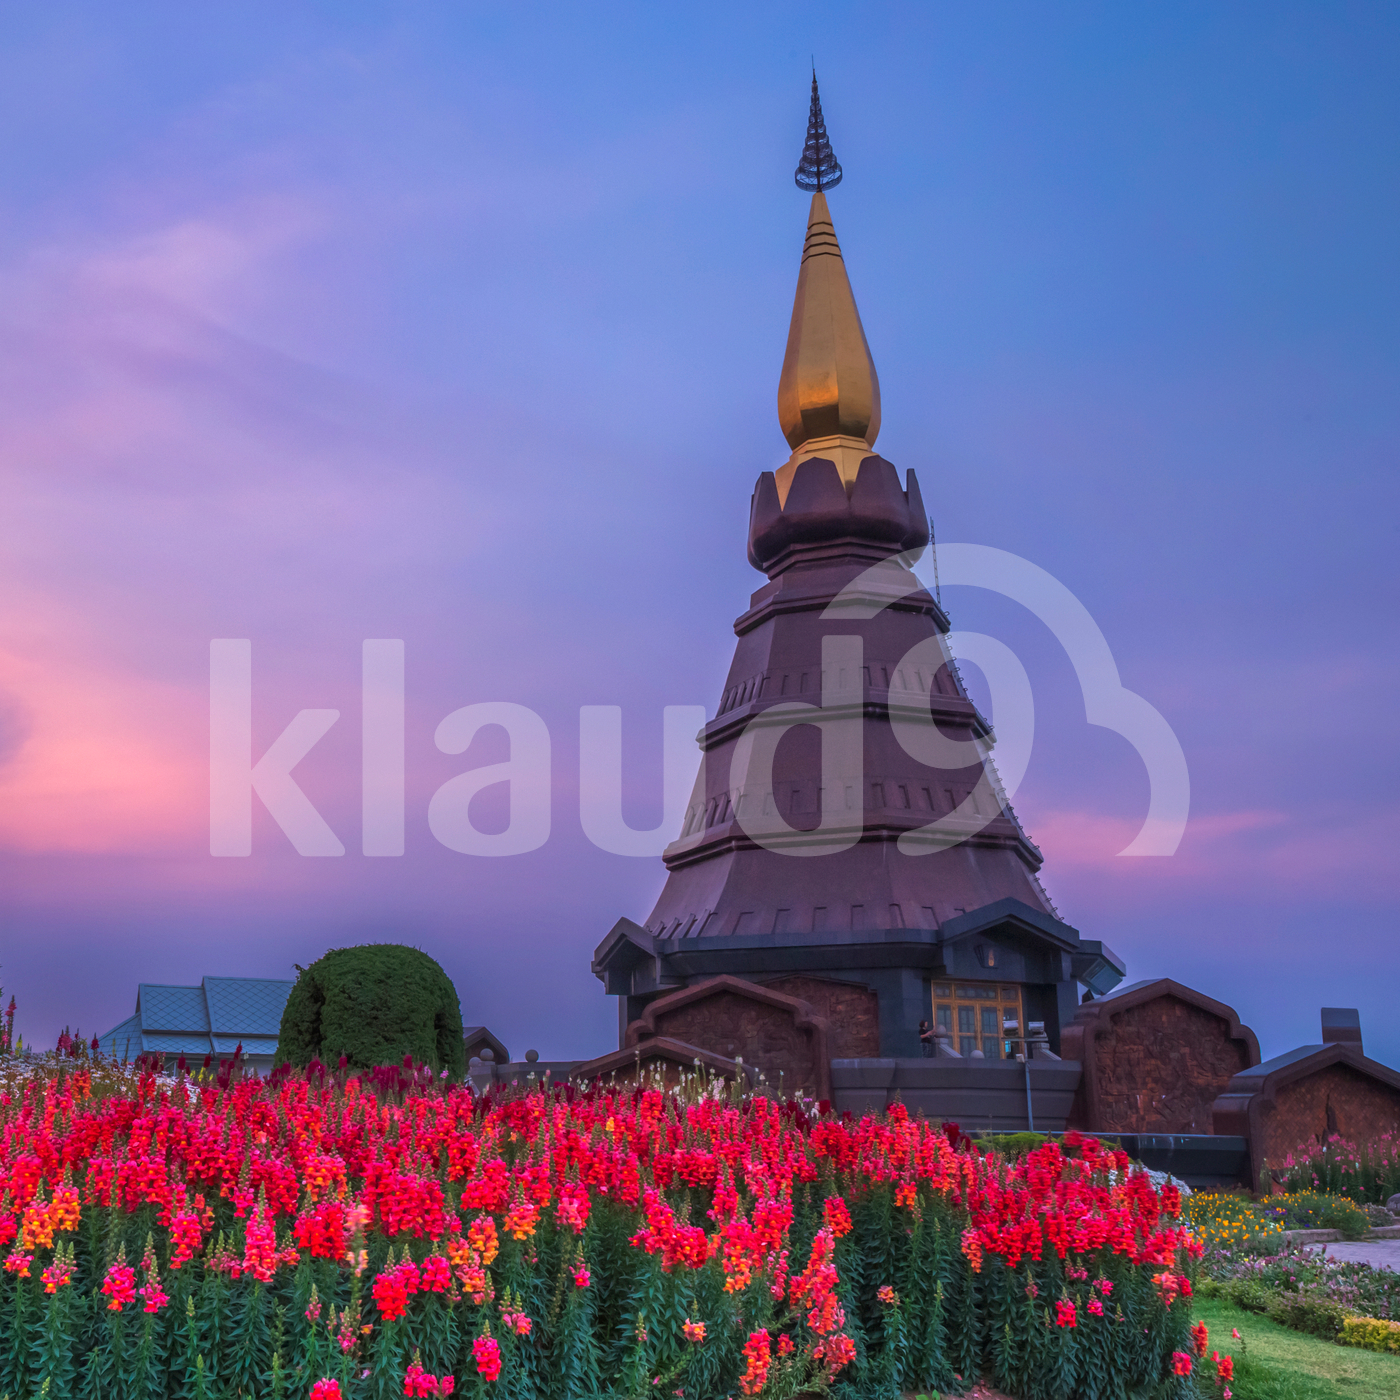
[[0, 3, 1396, 1068]]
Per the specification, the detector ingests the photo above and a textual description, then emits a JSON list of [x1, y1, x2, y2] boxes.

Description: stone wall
[[1066, 988, 1256, 1133], [640, 988, 823, 1096], [762, 975, 880, 1059], [1260, 1062, 1400, 1167], [831, 1058, 1081, 1133]]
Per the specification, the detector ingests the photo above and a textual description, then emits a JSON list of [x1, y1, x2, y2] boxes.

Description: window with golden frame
[[931, 981, 1023, 1059]]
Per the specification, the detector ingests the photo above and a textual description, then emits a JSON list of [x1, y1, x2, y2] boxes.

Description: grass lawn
[[1194, 1295, 1400, 1400]]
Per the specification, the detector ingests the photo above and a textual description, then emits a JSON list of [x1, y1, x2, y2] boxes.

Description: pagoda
[[592, 79, 1124, 1099]]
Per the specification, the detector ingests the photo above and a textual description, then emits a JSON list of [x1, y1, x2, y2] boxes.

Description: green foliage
[[1268, 1189, 1372, 1239], [1322, 1197, 1371, 1240], [1341, 1314, 1400, 1354], [274, 944, 466, 1078], [974, 1132, 1050, 1158], [1266, 1292, 1348, 1339]]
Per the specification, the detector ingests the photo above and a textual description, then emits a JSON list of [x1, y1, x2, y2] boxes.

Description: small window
[[981, 1008, 999, 1036], [935, 1004, 952, 1032], [982, 1036, 1001, 1060], [957, 1006, 976, 1034], [959, 1035, 977, 1057], [933, 983, 952, 998]]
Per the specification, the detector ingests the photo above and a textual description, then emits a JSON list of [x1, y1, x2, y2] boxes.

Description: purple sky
[[1, 5, 1397, 1068]]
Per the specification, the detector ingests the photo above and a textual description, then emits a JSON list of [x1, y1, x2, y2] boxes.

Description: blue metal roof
[[141, 1033, 219, 1056], [98, 977, 294, 1062], [137, 985, 209, 1033], [204, 978, 291, 1036], [97, 1014, 142, 1061], [212, 1035, 279, 1056]]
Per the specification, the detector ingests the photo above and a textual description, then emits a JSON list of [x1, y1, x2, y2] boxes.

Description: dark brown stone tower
[[594, 82, 1123, 1073]]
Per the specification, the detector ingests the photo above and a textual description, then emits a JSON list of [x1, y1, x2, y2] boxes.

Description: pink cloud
[[1028, 802, 1399, 901]]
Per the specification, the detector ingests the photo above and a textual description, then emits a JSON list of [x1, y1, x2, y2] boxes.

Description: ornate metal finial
[[794, 70, 842, 193]]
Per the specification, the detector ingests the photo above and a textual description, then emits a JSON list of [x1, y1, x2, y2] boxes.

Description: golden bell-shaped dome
[[775, 191, 881, 505]]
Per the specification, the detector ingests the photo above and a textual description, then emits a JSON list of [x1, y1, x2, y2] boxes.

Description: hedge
[[274, 946, 465, 1080]]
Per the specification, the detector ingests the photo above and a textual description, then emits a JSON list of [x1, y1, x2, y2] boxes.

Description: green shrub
[[1264, 1293, 1347, 1339], [1271, 1190, 1370, 1239], [1340, 1315, 1400, 1354], [1321, 1196, 1371, 1240], [974, 1132, 1048, 1158], [1213, 1277, 1346, 1338], [1227, 1280, 1277, 1315], [274, 943, 466, 1078]]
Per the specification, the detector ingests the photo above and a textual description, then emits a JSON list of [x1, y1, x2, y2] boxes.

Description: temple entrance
[[932, 980, 1023, 1059]]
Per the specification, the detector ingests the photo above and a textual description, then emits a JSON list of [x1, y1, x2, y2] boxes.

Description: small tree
[[274, 945, 466, 1079]]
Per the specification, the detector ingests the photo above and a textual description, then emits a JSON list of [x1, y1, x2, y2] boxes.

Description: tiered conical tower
[[594, 79, 1123, 1075]]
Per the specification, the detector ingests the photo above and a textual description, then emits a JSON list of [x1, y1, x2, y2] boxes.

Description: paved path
[[1307, 1239, 1400, 1271]]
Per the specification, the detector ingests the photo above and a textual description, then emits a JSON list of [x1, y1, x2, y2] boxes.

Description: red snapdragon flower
[[740, 1330, 771, 1396], [472, 1333, 502, 1383], [101, 1256, 137, 1311], [822, 1196, 853, 1237]]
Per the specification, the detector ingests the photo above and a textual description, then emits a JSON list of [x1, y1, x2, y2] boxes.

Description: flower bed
[[1276, 1133, 1400, 1206], [0, 1058, 1203, 1400], [1198, 1238, 1400, 1327], [1191, 1181, 1400, 1363], [1184, 1191, 1284, 1254], [1256, 1191, 1371, 1239]]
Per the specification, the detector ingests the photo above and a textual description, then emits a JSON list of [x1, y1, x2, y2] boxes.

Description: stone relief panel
[[762, 975, 880, 1059], [649, 991, 821, 1096]]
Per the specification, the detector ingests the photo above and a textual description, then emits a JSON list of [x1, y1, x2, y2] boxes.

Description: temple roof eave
[[593, 896, 1111, 986], [660, 818, 1045, 875]]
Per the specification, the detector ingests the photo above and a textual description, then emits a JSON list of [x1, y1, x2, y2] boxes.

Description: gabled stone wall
[[623, 976, 830, 1099], [1261, 1062, 1400, 1168], [1063, 981, 1258, 1134]]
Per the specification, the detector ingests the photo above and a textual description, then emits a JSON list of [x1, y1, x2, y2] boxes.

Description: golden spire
[[775, 76, 880, 505]]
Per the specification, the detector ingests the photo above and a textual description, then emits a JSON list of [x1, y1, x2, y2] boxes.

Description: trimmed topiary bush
[[275, 943, 466, 1078]]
